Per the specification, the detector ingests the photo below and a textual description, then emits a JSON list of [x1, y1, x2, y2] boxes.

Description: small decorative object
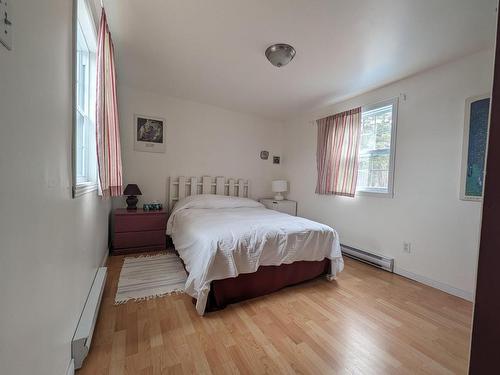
[[134, 114, 166, 153], [273, 156, 280, 164], [265, 44, 296, 67], [143, 202, 163, 211], [151, 202, 162, 210], [123, 184, 142, 210], [460, 94, 490, 201], [272, 180, 288, 201], [260, 150, 269, 160]]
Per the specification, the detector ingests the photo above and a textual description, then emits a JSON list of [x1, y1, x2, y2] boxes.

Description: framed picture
[[460, 94, 490, 201], [134, 114, 166, 153]]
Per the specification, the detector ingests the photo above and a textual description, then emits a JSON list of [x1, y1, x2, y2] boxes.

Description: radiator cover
[[72, 267, 107, 369], [341, 244, 394, 272]]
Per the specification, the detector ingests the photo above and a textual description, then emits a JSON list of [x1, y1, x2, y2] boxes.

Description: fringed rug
[[115, 253, 187, 304]]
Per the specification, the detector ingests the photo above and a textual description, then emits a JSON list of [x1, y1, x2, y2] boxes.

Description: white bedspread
[[166, 195, 343, 315]]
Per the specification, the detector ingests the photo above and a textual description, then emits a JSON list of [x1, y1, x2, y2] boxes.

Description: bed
[[166, 176, 344, 315]]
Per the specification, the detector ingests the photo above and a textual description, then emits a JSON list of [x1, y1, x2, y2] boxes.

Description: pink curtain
[[315, 107, 362, 197], [96, 9, 123, 197]]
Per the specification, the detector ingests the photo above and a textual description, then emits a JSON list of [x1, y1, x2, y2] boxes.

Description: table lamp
[[272, 180, 288, 201], [123, 184, 142, 210]]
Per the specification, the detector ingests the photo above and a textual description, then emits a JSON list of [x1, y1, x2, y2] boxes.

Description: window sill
[[73, 182, 98, 198], [356, 189, 394, 198]]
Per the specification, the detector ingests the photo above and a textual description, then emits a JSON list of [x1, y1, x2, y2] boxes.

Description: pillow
[[166, 195, 264, 235], [173, 194, 264, 211]]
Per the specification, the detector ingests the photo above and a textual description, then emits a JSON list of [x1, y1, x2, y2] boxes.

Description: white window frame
[[72, 0, 98, 198], [356, 97, 398, 198]]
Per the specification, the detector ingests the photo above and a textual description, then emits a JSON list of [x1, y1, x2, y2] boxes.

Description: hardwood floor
[[78, 255, 472, 375]]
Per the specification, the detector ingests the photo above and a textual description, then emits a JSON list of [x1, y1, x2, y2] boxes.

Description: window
[[73, 0, 98, 197], [356, 98, 398, 196]]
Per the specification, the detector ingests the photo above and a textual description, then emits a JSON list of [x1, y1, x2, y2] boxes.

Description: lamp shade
[[123, 184, 142, 196], [272, 180, 288, 193]]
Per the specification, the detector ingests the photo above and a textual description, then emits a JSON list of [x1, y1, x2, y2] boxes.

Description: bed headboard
[[168, 176, 250, 212]]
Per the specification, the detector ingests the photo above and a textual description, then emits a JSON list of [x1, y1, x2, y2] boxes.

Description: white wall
[[115, 85, 285, 208], [0, 1, 110, 375], [282, 49, 494, 299]]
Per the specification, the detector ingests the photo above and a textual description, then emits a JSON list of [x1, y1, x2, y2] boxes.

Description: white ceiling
[[105, 0, 497, 120]]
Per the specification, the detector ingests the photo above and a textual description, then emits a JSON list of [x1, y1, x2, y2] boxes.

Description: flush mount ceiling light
[[265, 43, 296, 67]]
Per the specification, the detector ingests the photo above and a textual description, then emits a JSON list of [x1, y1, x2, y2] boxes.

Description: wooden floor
[[78, 254, 473, 375]]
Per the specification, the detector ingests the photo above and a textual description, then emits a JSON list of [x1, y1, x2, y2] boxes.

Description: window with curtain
[[73, 0, 98, 198], [356, 98, 398, 196], [315, 98, 398, 198]]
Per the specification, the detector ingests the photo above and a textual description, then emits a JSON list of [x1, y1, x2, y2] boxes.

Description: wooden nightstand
[[260, 199, 297, 216], [111, 208, 167, 255]]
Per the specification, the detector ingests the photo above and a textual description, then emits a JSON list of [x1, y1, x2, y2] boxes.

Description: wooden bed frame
[[167, 176, 331, 311]]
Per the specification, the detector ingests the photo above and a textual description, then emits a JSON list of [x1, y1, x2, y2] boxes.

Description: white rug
[[115, 253, 187, 304]]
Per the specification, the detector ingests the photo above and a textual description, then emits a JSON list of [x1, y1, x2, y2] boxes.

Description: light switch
[[0, 0, 12, 50]]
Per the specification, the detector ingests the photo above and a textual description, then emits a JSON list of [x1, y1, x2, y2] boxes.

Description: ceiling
[[104, 0, 497, 120]]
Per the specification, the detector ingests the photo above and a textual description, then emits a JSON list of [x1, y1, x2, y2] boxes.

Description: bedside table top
[[260, 198, 297, 203], [114, 208, 167, 215]]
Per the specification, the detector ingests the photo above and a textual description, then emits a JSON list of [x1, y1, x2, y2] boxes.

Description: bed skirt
[[202, 258, 331, 312]]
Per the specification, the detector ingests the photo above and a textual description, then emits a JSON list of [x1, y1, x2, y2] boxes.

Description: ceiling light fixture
[[265, 43, 296, 68]]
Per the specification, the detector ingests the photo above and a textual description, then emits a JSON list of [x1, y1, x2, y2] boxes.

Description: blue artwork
[[464, 97, 490, 199]]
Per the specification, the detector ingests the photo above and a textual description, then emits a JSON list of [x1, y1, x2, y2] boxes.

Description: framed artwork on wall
[[134, 114, 166, 153], [460, 94, 490, 201]]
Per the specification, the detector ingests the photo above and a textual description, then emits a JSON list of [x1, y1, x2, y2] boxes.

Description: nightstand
[[111, 209, 167, 255], [260, 199, 297, 216]]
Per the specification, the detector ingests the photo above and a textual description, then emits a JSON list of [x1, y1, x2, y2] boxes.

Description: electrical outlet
[[0, 0, 12, 50], [403, 242, 412, 253]]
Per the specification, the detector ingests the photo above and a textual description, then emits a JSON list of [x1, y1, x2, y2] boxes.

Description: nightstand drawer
[[115, 214, 166, 233], [113, 230, 165, 249], [260, 199, 297, 216]]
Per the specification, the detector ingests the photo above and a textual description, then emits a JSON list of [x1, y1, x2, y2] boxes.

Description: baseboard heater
[[72, 267, 107, 370], [341, 244, 394, 272]]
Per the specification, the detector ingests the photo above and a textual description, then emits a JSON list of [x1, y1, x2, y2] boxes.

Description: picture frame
[[134, 114, 166, 153], [460, 94, 490, 201]]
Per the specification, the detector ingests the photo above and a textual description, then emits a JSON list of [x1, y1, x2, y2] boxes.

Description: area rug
[[115, 253, 187, 304]]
